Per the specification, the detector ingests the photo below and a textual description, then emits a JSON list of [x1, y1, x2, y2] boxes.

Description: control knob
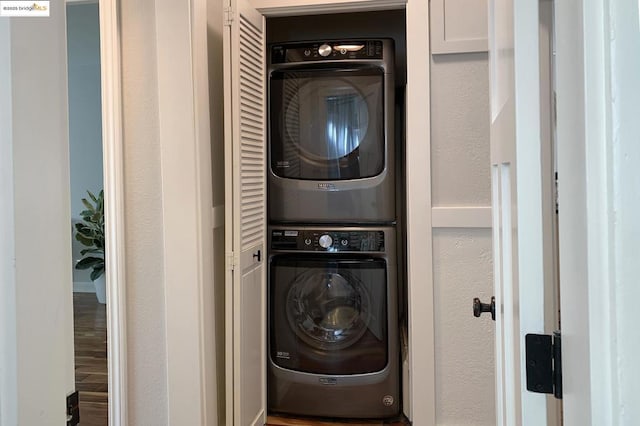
[[318, 234, 333, 249], [318, 44, 332, 57]]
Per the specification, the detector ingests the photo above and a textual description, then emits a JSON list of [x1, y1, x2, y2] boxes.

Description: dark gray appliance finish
[[268, 226, 400, 419], [266, 10, 407, 87], [268, 39, 396, 224]]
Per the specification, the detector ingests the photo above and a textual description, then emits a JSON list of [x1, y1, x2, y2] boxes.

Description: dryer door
[[269, 256, 388, 375], [270, 67, 385, 181]]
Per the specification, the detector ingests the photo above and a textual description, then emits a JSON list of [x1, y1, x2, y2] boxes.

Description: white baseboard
[[73, 281, 96, 293]]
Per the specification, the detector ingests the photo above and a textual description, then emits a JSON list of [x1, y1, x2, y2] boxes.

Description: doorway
[[66, 2, 108, 424]]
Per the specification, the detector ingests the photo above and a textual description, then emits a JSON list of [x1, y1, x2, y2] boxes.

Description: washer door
[[286, 269, 371, 351], [270, 256, 388, 375]]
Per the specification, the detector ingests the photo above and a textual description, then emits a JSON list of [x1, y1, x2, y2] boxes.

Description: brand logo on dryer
[[382, 395, 394, 406], [317, 183, 336, 191], [276, 351, 290, 360]]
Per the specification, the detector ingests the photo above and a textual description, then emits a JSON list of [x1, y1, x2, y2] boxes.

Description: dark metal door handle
[[473, 296, 496, 321], [253, 250, 261, 262]]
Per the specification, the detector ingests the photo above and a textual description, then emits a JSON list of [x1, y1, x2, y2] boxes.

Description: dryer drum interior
[[286, 269, 372, 351], [272, 68, 384, 180]]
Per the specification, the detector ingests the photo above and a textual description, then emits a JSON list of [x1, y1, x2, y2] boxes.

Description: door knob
[[252, 250, 261, 262], [473, 296, 496, 321]]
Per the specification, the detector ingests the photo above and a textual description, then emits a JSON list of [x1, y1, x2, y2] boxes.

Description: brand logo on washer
[[317, 183, 336, 191], [382, 395, 394, 406], [319, 377, 337, 385]]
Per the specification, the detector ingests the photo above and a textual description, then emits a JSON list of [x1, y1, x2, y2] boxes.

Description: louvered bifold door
[[223, 0, 266, 425]]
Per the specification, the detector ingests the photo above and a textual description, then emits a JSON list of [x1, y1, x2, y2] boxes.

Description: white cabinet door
[[223, 0, 266, 424], [489, 0, 550, 424]]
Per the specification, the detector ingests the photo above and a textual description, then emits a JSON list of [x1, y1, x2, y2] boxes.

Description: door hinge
[[226, 252, 237, 270], [555, 171, 559, 214], [525, 331, 562, 399], [66, 391, 79, 426], [552, 90, 558, 131], [224, 6, 234, 26]]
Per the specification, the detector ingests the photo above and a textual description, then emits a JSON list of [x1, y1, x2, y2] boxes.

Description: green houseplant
[[75, 190, 105, 281]]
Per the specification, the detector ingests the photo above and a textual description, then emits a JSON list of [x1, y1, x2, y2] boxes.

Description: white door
[[223, 0, 267, 424], [489, 0, 553, 424]]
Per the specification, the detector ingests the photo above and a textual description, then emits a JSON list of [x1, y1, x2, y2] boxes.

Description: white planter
[[93, 274, 107, 304]]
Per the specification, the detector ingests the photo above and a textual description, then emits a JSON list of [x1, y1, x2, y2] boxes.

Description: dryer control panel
[[271, 40, 384, 63], [270, 229, 385, 252]]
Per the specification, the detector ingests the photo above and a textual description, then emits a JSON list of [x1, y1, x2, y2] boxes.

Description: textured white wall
[[431, 53, 491, 207], [430, 51, 495, 425], [66, 2, 103, 220], [120, 0, 169, 423], [0, 1, 76, 423], [208, 0, 225, 209], [67, 3, 104, 288], [611, 0, 640, 422], [433, 229, 494, 425], [206, 0, 227, 422], [0, 17, 17, 426]]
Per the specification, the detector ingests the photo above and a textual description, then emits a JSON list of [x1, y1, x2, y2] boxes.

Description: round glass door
[[286, 269, 371, 351], [270, 68, 384, 180], [284, 79, 370, 163]]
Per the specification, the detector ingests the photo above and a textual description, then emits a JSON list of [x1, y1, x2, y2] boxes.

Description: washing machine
[[267, 225, 400, 419], [268, 39, 396, 223]]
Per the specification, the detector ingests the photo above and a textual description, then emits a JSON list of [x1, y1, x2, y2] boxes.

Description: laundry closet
[[221, 0, 492, 425]]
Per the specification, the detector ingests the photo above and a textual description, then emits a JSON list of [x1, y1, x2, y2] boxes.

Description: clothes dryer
[[268, 39, 396, 223], [267, 225, 400, 418]]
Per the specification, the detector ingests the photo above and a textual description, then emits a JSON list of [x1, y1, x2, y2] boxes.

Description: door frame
[[403, 0, 436, 423], [554, 0, 621, 424], [99, 0, 218, 423], [537, 1, 640, 424], [255, 0, 435, 424], [98, 0, 128, 424]]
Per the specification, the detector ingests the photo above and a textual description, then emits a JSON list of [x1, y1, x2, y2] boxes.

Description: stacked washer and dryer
[[267, 39, 400, 419]]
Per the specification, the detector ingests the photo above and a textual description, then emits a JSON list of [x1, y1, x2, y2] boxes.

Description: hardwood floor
[[72, 293, 409, 426], [266, 415, 411, 425], [73, 292, 108, 426]]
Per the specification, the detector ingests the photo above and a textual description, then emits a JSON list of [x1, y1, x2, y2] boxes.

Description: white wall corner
[[155, 0, 213, 423], [0, 17, 18, 426]]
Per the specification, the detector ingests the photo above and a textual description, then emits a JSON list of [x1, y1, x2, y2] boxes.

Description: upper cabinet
[[252, 0, 488, 55], [430, 0, 488, 54], [252, 0, 406, 16]]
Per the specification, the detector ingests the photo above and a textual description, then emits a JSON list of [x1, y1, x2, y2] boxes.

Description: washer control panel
[[271, 40, 384, 64], [270, 229, 385, 252]]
